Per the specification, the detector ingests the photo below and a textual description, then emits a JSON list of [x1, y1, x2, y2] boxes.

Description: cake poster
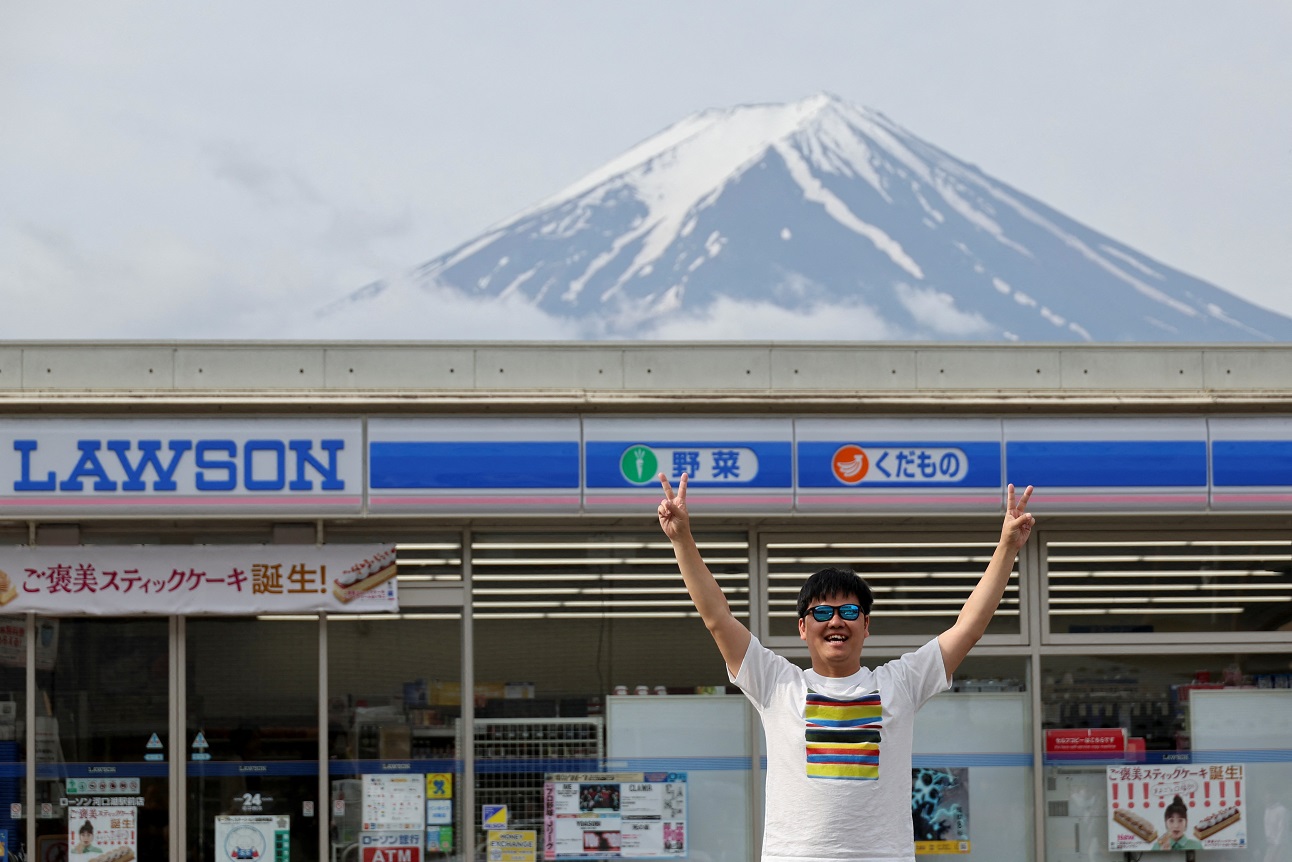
[[1106, 765, 1246, 852], [68, 806, 137, 862]]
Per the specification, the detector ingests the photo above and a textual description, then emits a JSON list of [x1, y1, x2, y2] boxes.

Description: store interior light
[[474, 611, 724, 620], [768, 609, 1020, 618], [768, 555, 993, 565], [1049, 595, 1289, 605], [472, 556, 748, 566], [1048, 539, 1292, 548], [1048, 569, 1281, 578], [1056, 608, 1244, 615], [395, 574, 464, 582], [1050, 583, 1291, 592], [470, 572, 743, 583], [471, 540, 746, 551], [768, 541, 999, 550], [474, 586, 723, 596], [1050, 553, 1285, 563], [768, 569, 994, 577]]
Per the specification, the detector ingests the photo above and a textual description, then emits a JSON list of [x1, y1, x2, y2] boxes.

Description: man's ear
[[862, 614, 870, 637], [798, 616, 807, 641]]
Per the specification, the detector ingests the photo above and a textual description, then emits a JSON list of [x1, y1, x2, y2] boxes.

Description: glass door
[[38, 617, 170, 861], [186, 617, 319, 862], [0, 616, 30, 861]]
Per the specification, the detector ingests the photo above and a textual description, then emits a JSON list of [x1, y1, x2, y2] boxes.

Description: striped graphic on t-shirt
[[804, 691, 883, 780]]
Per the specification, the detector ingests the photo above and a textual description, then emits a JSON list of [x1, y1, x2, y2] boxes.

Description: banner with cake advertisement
[[68, 805, 136, 862], [1106, 765, 1246, 851], [543, 773, 687, 859], [0, 545, 397, 615]]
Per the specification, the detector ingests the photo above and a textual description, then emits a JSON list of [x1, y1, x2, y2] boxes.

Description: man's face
[[798, 590, 869, 676]]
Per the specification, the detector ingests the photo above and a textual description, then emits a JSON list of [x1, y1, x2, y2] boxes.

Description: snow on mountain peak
[[326, 95, 1292, 343]]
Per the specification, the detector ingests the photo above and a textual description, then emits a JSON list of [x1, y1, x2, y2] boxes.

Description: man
[[657, 473, 1034, 862]]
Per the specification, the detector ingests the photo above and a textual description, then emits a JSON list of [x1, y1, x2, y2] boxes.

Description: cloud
[[298, 276, 582, 340], [893, 282, 993, 337], [205, 141, 323, 208], [640, 295, 902, 340]]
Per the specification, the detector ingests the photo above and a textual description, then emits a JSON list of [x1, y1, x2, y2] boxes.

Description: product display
[[334, 548, 398, 602], [93, 849, 136, 862], [0, 570, 17, 605], [1112, 809, 1158, 844], [1193, 806, 1242, 840]]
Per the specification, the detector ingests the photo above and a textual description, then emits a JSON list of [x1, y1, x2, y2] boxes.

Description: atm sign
[[363, 849, 421, 862]]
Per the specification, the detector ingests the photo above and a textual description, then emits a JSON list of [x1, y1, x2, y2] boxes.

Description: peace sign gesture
[[1000, 483, 1035, 551], [657, 472, 691, 541]]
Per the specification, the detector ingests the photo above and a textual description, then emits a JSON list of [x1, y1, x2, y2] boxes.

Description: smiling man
[[657, 473, 1034, 862]]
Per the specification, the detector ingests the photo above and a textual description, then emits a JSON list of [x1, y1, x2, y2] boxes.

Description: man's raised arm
[[938, 483, 1035, 679], [658, 472, 752, 676]]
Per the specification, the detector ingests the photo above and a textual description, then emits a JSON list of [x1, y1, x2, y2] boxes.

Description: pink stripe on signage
[[795, 495, 995, 506], [1035, 494, 1207, 503], [0, 496, 362, 507], [370, 495, 579, 506], [583, 495, 790, 506], [1211, 493, 1292, 502]]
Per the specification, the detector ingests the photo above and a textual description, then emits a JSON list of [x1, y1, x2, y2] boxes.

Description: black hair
[[1165, 795, 1188, 821], [796, 567, 874, 618], [79, 820, 94, 835]]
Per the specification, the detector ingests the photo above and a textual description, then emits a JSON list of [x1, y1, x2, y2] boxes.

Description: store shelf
[[473, 717, 604, 835]]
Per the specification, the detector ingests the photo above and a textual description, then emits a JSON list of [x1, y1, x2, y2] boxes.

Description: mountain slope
[[325, 94, 1292, 342]]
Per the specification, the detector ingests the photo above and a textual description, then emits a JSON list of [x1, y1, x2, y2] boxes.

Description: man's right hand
[[657, 472, 690, 541]]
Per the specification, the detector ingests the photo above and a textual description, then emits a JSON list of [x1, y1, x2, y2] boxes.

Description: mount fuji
[[323, 94, 1292, 342]]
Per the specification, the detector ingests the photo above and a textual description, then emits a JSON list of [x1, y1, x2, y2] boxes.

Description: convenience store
[[0, 341, 1289, 862]]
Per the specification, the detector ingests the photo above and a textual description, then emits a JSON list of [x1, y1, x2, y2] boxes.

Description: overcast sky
[[3, 2, 1290, 340]]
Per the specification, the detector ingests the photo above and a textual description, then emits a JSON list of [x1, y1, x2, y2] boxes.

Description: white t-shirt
[[730, 635, 950, 862]]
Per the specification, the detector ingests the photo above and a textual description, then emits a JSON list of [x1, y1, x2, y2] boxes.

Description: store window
[[327, 614, 463, 862], [39, 618, 169, 861], [764, 533, 1023, 640], [0, 616, 29, 861], [1041, 653, 1292, 861], [1045, 536, 1292, 634], [471, 531, 750, 862], [187, 617, 319, 862]]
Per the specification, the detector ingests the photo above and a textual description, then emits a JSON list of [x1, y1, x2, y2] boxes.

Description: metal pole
[[319, 613, 330, 861], [171, 614, 185, 861], [461, 528, 475, 862]]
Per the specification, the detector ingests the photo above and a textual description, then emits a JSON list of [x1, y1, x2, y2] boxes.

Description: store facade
[[0, 342, 1288, 862]]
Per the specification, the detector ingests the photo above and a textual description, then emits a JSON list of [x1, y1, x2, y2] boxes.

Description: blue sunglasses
[[807, 603, 862, 622]]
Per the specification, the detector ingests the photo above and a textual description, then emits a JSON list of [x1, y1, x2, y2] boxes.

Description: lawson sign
[[0, 420, 364, 515]]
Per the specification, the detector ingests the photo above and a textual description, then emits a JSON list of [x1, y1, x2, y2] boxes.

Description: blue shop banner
[[1003, 418, 1208, 512], [1209, 417, 1292, 510], [368, 418, 581, 514]]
